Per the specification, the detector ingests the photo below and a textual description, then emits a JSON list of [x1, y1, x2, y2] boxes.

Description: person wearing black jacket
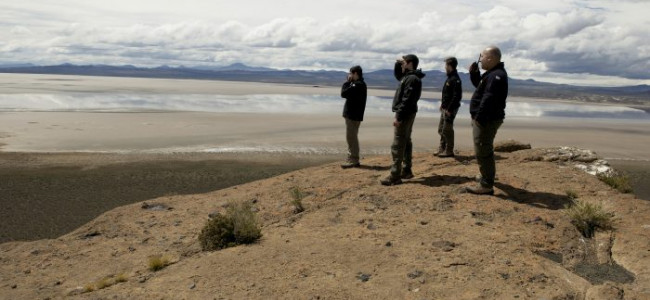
[[340, 65, 367, 168], [465, 46, 508, 195], [381, 54, 426, 186], [435, 57, 462, 158]]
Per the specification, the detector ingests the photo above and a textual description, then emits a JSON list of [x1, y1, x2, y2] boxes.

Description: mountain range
[[0, 63, 648, 105]]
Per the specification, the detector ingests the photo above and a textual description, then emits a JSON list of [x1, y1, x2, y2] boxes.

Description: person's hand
[[393, 119, 401, 127], [469, 62, 479, 73]]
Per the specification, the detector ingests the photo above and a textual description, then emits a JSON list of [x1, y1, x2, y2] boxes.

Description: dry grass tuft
[[565, 200, 614, 238], [290, 186, 305, 213], [597, 173, 633, 193], [148, 255, 171, 272]]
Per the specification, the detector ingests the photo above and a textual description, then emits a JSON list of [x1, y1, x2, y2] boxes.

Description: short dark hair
[[402, 54, 419, 69], [444, 57, 458, 69], [349, 65, 363, 77]]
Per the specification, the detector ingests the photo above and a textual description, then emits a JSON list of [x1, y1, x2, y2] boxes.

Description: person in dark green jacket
[[435, 57, 462, 158], [340, 65, 367, 168], [381, 54, 426, 186]]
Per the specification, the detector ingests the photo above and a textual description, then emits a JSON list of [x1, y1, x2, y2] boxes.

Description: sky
[[1, 0, 649, 86]]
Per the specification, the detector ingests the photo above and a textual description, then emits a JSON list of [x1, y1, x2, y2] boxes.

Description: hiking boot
[[464, 184, 494, 195], [433, 147, 445, 156], [401, 168, 414, 179], [437, 151, 455, 158], [380, 175, 402, 186], [340, 161, 360, 169]]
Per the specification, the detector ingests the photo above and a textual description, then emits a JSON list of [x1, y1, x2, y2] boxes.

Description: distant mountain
[[0, 63, 648, 104]]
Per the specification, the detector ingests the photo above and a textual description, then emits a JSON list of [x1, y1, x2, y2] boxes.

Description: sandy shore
[[1, 73, 649, 243], [1, 111, 648, 160]]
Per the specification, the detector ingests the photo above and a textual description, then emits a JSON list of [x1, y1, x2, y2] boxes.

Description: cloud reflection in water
[[0, 94, 647, 120]]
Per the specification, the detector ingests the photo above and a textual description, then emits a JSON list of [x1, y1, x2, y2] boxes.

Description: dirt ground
[[1, 149, 649, 299]]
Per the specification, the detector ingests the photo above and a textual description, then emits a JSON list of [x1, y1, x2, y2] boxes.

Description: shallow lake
[[1, 93, 648, 120]]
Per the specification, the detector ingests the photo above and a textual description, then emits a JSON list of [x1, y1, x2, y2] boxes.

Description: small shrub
[[83, 283, 95, 293], [565, 190, 579, 200], [148, 255, 170, 272], [597, 173, 633, 193], [199, 201, 262, 251], [95, 277, 111, 289], [227, 201, 262, 245], [290, 186, 305, 213], [565, 200, 614, 238], [114, 273, 128, 283]]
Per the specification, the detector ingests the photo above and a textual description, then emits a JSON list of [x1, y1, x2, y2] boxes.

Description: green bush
[[597, 173, 633, 193], [565, 200, 614, 238], [199, 201, 262, 251]]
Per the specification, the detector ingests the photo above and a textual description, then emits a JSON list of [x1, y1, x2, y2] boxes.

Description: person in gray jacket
[[381, 54, 426, 186], [340, 65, 367, 168]]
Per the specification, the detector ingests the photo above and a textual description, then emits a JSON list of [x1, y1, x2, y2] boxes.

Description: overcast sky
[[1, 0, 649, 86]]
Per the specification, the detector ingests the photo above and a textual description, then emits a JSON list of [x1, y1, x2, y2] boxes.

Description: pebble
[[356, 273, 371, 282], [407, 270, 423, 279]]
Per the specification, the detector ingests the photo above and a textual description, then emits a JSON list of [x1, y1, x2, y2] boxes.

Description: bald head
[[480, 46, 502, 71]]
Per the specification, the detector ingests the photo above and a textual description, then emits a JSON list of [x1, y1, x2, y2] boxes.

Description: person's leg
[[341, 118, 361, 168], [402, 114, 416, 170], [389, 120, 408, 178], [345, 118, 361, 163], [439, 109, 457, 157], [436, 111, 446, 155], [382, 114, 416, 185], [468, 119, 502, 193]]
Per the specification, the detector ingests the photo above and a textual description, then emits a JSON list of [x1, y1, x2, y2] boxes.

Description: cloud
[[0, 2, 649, 84]]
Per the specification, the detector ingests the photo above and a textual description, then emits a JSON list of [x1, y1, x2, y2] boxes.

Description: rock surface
[[1, 148, 649, 299]]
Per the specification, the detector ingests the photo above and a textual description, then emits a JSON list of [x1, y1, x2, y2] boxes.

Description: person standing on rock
[[340, 65, 368, 168], [465, 46, 508, 195], [435, 57, 462, 158], [380, 54, 426, 186]]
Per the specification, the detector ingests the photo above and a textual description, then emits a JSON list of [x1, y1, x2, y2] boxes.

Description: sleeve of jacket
[[470, 69, 481, 88], [393, 62, 404, 81], [341, 81, 355, 99], [395, 76, 421, 121], [475, 72, 505, 123], [449, 76, 462, 111]]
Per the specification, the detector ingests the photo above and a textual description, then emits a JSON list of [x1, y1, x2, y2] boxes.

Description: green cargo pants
[[390, 113, 417, 178], [437, 108, 458, 152], [472, 119, 503, 188]]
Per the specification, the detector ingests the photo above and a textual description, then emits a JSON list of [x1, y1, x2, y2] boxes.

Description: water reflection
[[0, 93, 647, 120]]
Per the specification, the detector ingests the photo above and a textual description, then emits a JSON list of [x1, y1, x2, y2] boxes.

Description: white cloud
[[0, 1, 649, 85]]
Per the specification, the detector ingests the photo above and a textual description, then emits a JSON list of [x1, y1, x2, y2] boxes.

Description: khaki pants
[[472, 119, 503, 188], [390, 113, 416, 178], [345, 118, 361, 163]]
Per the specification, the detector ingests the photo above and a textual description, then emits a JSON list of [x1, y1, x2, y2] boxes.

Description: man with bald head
[[465, 46, 508, 195]]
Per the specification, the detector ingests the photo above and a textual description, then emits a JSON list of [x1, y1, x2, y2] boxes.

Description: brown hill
[[1, 148, 649, 299]]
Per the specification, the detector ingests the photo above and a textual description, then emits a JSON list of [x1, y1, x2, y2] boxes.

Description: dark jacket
[[341, 78, 367, 121], [392, 62, 426, 122], [469, 62, 508, 124], [441, 70, 462, 111]]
